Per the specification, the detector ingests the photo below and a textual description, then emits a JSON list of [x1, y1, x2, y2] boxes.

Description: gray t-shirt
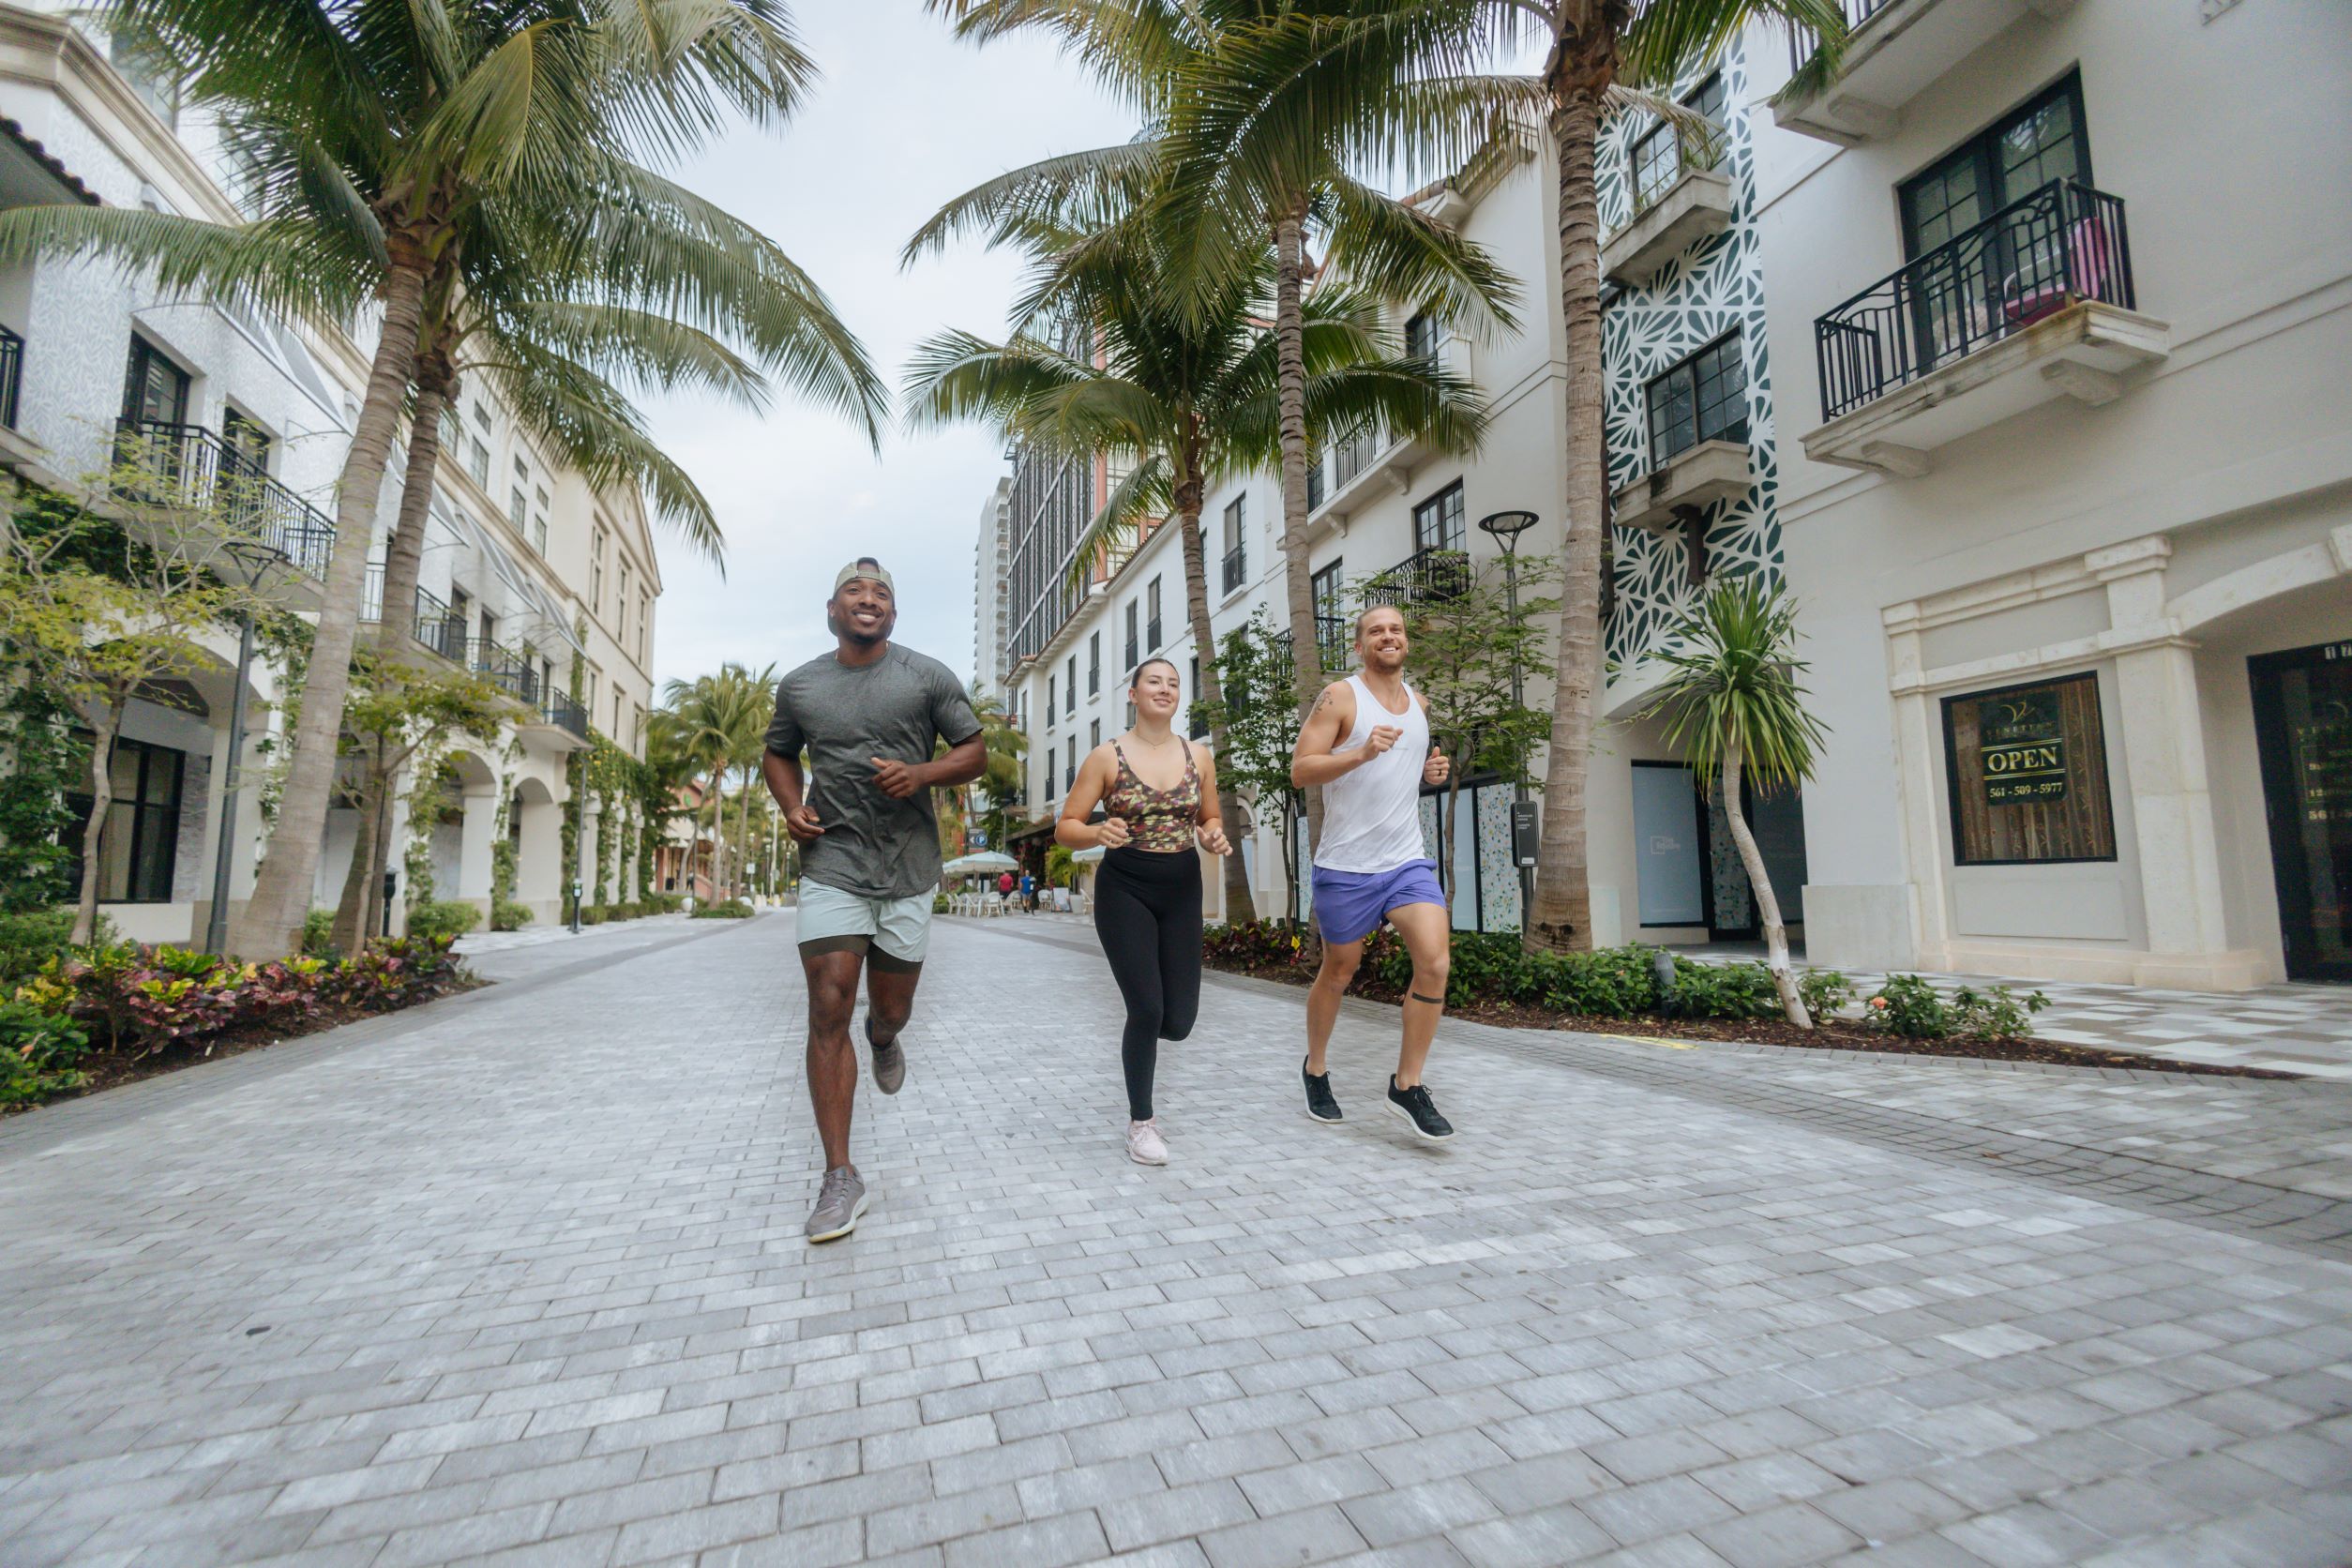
[[765, 644, 981, 900]]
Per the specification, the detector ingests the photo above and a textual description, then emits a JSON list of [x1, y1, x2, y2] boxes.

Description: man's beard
[[830, 610, 894, 644]]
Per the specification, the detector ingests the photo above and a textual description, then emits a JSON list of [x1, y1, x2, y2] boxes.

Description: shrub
[[580, 905, 608, 926], [1798, 969, 1858, 1020], [0, 999, 89, 1104], [1950, 983, 2048, 1041], [0, 908, 75, 987], [490, 899, 534, 932], [691, 898, 754, 920], [1862, 973, 1949, 1038], [1665, 958, 1779, 1020], [1533, 945, 1660, 1017], [931, 894, 952, 914], [300, 908, 337, 957], [406, 900, 482, 943]]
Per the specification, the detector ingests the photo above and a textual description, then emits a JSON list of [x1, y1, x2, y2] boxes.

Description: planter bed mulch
[[1206, 958, 2301, 1080], [3, 973, 485, 1117]]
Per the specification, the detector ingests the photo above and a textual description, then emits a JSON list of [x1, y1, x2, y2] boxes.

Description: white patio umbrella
[[942, 851, 1018, 876]]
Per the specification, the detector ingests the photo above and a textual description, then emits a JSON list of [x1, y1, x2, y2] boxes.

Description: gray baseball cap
[[834, 557, 895, 595]]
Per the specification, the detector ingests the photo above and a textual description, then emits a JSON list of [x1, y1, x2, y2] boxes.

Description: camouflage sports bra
[[1105, 738, 1201, 852]]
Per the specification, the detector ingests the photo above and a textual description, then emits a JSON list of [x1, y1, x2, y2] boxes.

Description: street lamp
[[1476, 509, 1541, 927], [203, 538, 287, 957]]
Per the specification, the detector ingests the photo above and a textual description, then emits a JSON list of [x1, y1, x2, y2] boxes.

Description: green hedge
[[690, 898, 754, 920], [406, 900, 482, 944]]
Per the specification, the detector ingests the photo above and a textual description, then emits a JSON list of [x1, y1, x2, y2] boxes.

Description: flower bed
[[1201, 923, 2293, 1078], [6, 935, 475, 1109]]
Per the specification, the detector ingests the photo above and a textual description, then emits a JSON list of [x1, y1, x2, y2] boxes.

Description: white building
[[986, 35, 1802, 936], [1748, 0, 2351, 988], [0, 0, 662, 943]]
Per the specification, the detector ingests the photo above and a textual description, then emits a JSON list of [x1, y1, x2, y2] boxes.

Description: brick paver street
[[4, 913, 2350, 1567]]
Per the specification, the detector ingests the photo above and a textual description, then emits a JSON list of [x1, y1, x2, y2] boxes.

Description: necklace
[[1129, 730, 1177, 748]]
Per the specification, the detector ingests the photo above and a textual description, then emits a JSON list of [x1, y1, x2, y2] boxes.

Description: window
[[111, 30, 179, 128], [440, 403, 461, 449], [1629, 71, 1726, 215], [638, 591, 650, 661], [1412, 480, 1466, 554], [1065, 656, 1077, 715], [1088, 632, 1101, 696], [618, 562, 632, 629], [509, 486, 527, 531], [121, 336, 190, 427], [532, 515, 548, 555], [1189, 656, 1208, 739], [1123, 701, 1136, 730], [220, 407, 272, 475], [1404, 311, 1439, 363], [1090, 719, 1101, 750], [1307, 455, 1326, 511], [1221, 495, 1247, 592], [1942, 672, 2117, 866], [1901, 75, 2089, 262], [1146, 577, 1163, 651], [1065, 736, 1076, 792], [585, 665, 600, 723], [1123, 601, 1139, 671], [613, 689, 625, 737], [1644, 331, 1748, 465], [1048, 674, 1057, 728], [591, 526, 608, 610], [468, 437, 490, 486], [62, 734, 183, 903], [1311, 560, 1346, 662]]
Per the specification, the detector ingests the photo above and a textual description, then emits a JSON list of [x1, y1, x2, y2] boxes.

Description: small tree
[[1371, 553, 1557, 911], [1636, 577, 1829, 1027], [0, 504, 272, 943], [327, 650, 514, 953], [1194, 611, 1309, 925]]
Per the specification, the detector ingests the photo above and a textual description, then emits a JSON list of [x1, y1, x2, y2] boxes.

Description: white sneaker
[[1126, 1117, 1168, 1165]]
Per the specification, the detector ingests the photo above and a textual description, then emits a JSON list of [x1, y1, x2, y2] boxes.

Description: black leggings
[[1093, 846, 1202, 1121]]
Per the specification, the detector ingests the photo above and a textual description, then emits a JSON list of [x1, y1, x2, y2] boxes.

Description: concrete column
[[1881, 601, 1946, 971], [517, 795, 560, 916]]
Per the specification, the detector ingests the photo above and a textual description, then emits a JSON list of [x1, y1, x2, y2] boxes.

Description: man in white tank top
[[1289, 604, 1455, 1141]]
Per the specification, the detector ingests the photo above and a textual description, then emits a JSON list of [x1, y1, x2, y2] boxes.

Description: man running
[[765, 559, 985, 1242], [1289, 604, 1454, 1140]]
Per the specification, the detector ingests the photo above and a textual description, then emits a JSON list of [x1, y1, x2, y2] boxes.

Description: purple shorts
[[1311, 859, 1447, 946]]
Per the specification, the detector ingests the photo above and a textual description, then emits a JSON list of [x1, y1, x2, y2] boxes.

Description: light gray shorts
[[796, 879, 933, 969]]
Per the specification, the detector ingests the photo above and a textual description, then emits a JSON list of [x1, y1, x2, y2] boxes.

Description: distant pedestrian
[[764, 559, 986, 1243], [1019, 871, 1036, 912], [997, 870, 1016, 898], [1060, 657, 1232, 1166], [1289, 605, 1455, 1142]]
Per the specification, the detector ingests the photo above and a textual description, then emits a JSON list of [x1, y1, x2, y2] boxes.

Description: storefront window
[[1941, 671, 2116, 865]]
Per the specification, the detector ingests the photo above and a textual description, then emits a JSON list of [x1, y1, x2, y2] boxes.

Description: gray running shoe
[[867, 1016, 905, 1095], [806, 1167, 867, 1243]]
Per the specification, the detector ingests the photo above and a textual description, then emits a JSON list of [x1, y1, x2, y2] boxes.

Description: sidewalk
[[0, 912, 2345, 1566]]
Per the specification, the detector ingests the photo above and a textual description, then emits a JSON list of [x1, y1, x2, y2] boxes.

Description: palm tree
[[906, 212, 1486, 921], [0, 0, 882, 957], [1154, 0, 1844, 951], [1636, 576, 1827, 1025], [662, 664, 771, 901], [926, 2, 1519, 867]]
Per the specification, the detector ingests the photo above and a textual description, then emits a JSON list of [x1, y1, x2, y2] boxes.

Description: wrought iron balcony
[[0, 325, 22, 430], [1268, 615, 1354, 680], [467, 639, 543, 706], [1779, 0, 2050, 144], [113, 419, 335, 580], [360, 569, 466, 652], [1220, 545, 1247, 595], [1364, 547, 1470, 608], [1785, 0, 1895, 75], [539, 691, 591, 741], [1815, 180, 2136, 422]]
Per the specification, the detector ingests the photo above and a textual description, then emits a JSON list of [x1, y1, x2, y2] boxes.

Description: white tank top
[[1314, 673, 1430, 874]]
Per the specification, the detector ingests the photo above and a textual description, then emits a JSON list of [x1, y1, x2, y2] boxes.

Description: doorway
[[2250, 641, 2352, 983]]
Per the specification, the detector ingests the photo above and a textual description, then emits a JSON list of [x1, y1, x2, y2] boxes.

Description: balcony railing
[[1330, 426, 1382, 492], [0, 325, 22, 430], [1270, 614, 1354, 678], [113, 419, 335, 580], [1306, 460, 1325, 511], [1364, 547, 1470, 607], [539, 692, 591, 740], [1220, 545, 1247, 595], [1815, 180, 2136, 421], [467, 639, 543, 706], [360, 568, 465, 652], [1786, 0, 1895, 74]]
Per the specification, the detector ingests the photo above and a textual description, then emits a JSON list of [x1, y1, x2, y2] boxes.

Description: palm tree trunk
[[1529, 89, 1607, 955], [1172, 456, 1256, 923], [1273, 207, 1324, 927], [69, 700, 122, 945], [1721, 738, 1810, 1026], [329, 762, 383, 954], [233, 257, 430, 958], [377, 379, 446, 651], [734, 775, 753, 901]]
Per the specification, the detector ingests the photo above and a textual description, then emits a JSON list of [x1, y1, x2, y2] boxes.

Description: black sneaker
[[1303, 1060, 1342, 1123], [1386, 1078, 1454, 1142]]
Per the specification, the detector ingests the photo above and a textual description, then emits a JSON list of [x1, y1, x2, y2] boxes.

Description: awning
[[442, 496, 583, 652]]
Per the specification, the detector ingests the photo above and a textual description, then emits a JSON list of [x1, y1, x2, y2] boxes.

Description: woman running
[[1058, 657, 1232, 1165]]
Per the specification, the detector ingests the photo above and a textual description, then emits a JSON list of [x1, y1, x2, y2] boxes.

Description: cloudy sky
[[637, 7, 1135, 695]]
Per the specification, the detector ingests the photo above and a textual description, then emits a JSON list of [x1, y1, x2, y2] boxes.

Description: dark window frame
[[1899, 73, 2092, 264], [61, 732, 185, 905], [1146, 576, 1163, 652], [1412, 480, 1467, 555], [1628, 71, 1727, 216], [122, 333, 191, 427], [1643, 329, 1749, 467], [1088, 631, 1101, 696]]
